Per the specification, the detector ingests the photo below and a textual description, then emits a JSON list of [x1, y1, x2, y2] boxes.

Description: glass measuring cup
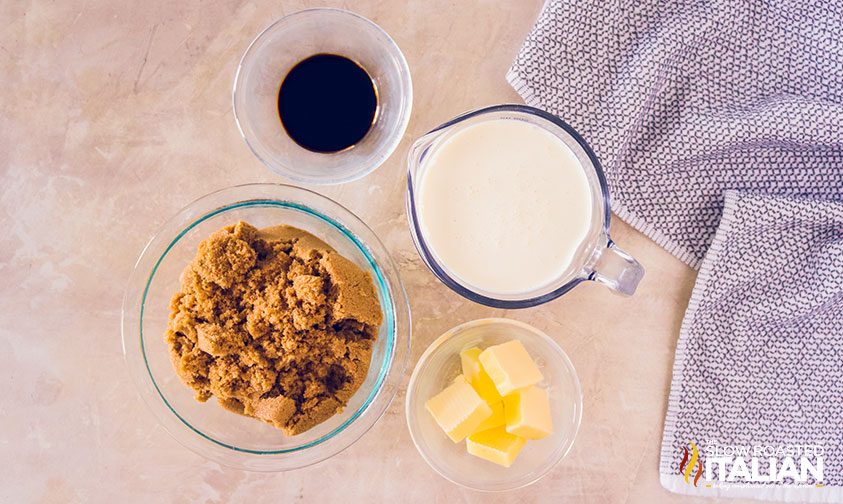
[[406, 104, 644, 308]]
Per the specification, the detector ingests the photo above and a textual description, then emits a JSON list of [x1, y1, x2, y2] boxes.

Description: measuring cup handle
[[590, 240, 644, 296]]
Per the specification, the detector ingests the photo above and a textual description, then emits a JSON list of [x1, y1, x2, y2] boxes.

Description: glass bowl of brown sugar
[[121, 184, 411, 471]]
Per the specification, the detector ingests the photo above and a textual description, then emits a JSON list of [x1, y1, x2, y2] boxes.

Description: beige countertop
[[0, 0, 764, 502]]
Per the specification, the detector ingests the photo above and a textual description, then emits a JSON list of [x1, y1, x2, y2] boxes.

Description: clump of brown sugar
[[165, 221, 382, 436]]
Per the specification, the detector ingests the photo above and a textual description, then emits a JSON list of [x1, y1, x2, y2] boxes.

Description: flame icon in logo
[[678, 441, 704, 487]]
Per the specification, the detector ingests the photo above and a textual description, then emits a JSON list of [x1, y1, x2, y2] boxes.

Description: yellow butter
[[459, 347, 503, 403], [473, 400, 505, 433], [504, 385, 553, 440], [479, 339, 543, 396], [425, 375, 493, 443], [466, 426, 526, 467]]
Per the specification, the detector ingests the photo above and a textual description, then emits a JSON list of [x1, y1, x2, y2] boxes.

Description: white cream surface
[[417, 119, 593, 295]]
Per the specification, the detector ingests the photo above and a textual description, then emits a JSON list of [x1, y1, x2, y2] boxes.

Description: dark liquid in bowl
[[278, 53, 378, 153]]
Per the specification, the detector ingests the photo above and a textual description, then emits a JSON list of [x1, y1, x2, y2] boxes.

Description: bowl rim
[[232, 7, 414, 185], [404, 317, 583, 491], [121, 183, 412, 471]]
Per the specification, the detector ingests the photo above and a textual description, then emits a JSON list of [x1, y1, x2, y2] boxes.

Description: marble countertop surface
[[0, 0, 765, 502]]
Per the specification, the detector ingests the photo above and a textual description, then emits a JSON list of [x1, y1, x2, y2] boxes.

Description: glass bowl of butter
[[405, 318, 582, 491]]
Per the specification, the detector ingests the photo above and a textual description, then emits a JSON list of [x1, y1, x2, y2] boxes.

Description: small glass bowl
[[233, 8, 413, 184], [406, 318, 582, 491], [121, 184, 411, 471]]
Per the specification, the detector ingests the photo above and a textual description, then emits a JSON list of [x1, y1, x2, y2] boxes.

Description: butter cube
[[504, 385, 553, 439], [460, 347, 503, 403], [426, 375, 492, 443], [479, 340, 543, 396], [466, 426, 526, 467], [473, 401, 505, 433]]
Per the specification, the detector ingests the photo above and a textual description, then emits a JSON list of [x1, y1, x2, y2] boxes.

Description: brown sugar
[[165, 221, 383, 436]]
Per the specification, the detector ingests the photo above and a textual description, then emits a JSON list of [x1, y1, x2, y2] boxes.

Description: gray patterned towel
[[659, 191, 843, 501], [509, 1, 843, 501], [507, 0, 843, 268]]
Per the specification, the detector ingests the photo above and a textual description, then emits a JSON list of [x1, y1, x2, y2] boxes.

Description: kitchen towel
[[507, 0, 843, 268], [659, 191, 843, 501], [509, 1, 843, 500]]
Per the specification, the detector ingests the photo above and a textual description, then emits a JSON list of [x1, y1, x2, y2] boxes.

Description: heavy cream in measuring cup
[[416, 118, 593, 295]]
